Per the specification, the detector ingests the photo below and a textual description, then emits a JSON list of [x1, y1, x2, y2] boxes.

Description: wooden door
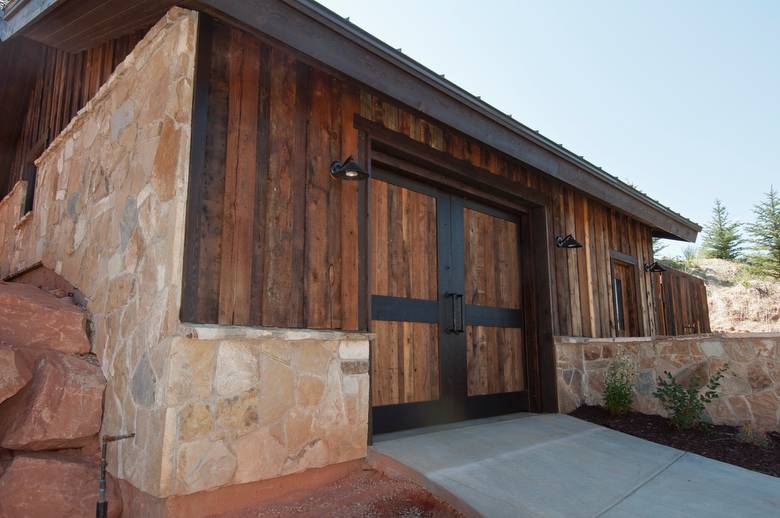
[[370, 168, 528, 434], [462, 202, 526, 407]]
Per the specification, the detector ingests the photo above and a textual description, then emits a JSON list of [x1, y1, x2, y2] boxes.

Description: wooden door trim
[[355, 115, 547, 208], [360, 117, 558, 420], [609, 249, 638, 266]]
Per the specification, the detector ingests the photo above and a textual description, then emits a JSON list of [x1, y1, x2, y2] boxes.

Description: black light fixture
[[555, 234, 583, 249], [330, 156, 368, 181], [644, 261, 667, 273]]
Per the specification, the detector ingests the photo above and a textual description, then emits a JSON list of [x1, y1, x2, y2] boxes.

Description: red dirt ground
[[213, 468, 463, 518]]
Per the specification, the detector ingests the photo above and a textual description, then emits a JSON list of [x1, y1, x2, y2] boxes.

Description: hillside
[[685, 258, 780, 333]]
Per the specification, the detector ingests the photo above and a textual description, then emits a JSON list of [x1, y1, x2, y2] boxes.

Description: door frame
[[354, 116, 558, 438]]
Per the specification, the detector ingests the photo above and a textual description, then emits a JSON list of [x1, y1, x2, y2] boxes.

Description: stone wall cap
[[555, 332, 780, 345], [554, 336, 654, 344], [179, 323, 374, 342], [0, 180, 26, 212]]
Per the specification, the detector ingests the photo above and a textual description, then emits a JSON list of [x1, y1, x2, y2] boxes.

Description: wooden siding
[[360, 92, 658, 338], [183, 18, 660, 338], [3, 31, 147, 198], [656, 268, 711, 336], [183, 19, 360, 329]]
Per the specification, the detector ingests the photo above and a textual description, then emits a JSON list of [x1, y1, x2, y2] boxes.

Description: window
[[613, 277, 624, 332], [21, 139, 45, 214], [610, 252, 641, 336]]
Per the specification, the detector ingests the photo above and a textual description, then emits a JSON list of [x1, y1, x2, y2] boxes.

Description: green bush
[[603, 355, 636, 416], [653, 366, 728, 430]]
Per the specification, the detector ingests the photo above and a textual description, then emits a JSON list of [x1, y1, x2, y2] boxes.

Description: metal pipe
[[96, 433, 135, 518]]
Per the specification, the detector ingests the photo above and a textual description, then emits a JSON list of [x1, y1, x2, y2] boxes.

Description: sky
[[318, 0, 780, 257]]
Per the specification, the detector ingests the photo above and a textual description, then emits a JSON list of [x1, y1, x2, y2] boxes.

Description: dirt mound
[[694, 258, 780, 333]]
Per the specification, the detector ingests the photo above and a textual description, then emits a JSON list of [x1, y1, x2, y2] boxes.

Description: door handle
[[455, 293, 465, 333], [446, 292, 457, 333], [445, 293, 465, 333]]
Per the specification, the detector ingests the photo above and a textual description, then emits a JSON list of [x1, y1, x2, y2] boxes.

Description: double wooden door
[[370, 168, 528, 434]]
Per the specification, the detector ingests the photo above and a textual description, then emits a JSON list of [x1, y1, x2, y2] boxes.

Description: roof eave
[[0, 0, 59, 41], [275, 0, 700, 241]]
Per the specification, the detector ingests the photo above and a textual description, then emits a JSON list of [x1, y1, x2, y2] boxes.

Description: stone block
[[340, 360, 368, 375], [747, 364, 772, 391], [747, 392, 780, 431], [258, 356, 295, 424], [0, 351, 105, 451], [231, 428, 287, 485], [130, 352, 157, 408], [214, 341, 260, 397], [0, 281, 89, 353], [297, 376, 325, 407], [583, 344, 601, 361], [175, 439, 236, 494], [215, 389, 259, 437], [164, 337, 216, 405], [722, 339, 757, 362], [177, 403, 213, 442], [292, 341, 334, 376], [700, 339, 725, 358], [338, 340, 369, 360]]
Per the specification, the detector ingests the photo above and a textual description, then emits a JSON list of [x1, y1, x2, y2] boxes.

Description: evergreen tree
[[747, 186, 780, 278], [701, 199, 742, 260], [652, 237, 667, 258]]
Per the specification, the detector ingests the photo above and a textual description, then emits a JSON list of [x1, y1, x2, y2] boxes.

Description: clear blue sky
[[319, 0, 779, 257]]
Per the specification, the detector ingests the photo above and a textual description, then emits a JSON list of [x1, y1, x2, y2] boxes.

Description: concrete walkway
[[370, 414, 780, 518]]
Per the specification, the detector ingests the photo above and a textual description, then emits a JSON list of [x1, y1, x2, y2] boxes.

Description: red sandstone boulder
[[0, 346, 32, 404], [0, 351, 106, 451], [0, 281, 90, 353], [0, 453, 122, 518]]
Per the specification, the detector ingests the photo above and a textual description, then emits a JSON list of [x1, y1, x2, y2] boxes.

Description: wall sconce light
[[644, 261, 667, 273], [330, 156, 368, 181], [555, 234, 583, 249]]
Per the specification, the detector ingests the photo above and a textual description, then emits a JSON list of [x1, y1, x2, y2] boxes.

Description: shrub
[[737, 423, 769, 448], [653, 365, 729, 430], [603, 354, 636, 416]]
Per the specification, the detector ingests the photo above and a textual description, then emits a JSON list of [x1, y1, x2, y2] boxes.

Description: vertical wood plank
[[218, 30, 260, 324]]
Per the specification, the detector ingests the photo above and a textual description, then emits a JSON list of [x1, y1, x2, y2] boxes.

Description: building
[[0, 0, 706, 513]]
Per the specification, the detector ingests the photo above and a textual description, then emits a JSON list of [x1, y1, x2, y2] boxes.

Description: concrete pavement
[[370, 414, 780, 518]]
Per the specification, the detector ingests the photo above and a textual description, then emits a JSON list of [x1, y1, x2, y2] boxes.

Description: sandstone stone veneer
[[0, 6, 371, 500], [556, 334, 780, 431]]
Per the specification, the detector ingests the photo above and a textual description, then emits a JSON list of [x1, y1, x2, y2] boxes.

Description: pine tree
[[652, 237, 667, 258], [701, 199, 742, 260], [747, 186, 780, 278]]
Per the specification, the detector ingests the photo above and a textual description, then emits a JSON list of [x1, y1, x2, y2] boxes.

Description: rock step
[[0, 281, 90, 353], [0, 347, 106, 451], [0, 453, 122, 518]]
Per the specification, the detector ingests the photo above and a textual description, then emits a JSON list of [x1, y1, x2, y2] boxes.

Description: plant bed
[[571, 405, 780, 478]]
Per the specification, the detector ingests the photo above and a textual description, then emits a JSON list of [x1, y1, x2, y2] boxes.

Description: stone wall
[[0, 7, 373, 500], [556, 334, 780, 431], [0, 8, 198, 497], [153, 326, 370, 496]]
